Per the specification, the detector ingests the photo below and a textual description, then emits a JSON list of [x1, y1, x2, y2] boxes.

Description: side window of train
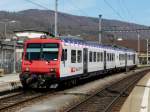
[[101, 52, 103, 61], [107, 53, 109, 61], [128, 55, 130, 60], [113, 54, 115, 61], [109, 53, 111, 61], [110, 53, 113, 61], [110, 53, 112, 61], [77, 50, 82, 63], [112, 54, 114, 61], [61, 49, 67, 61], [97, 52, 100, 62], [94, 52, 96, 62], [89, 51, 92, 62], [119, 54, 124, 60], [71, 50, 76, 63], [131, 55, 133, 60]]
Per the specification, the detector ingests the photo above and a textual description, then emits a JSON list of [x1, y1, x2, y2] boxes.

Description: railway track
[[0, 69, 147, 112], [0, 89, 55, 112], [65, 70, 148, 112]]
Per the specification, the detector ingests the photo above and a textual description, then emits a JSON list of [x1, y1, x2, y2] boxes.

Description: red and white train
[[20, 36, 138, 88]]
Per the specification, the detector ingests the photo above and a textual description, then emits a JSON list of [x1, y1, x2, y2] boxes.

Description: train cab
[[20, 37, 62, 88]]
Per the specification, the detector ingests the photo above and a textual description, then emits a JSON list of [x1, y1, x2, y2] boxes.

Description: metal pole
[[4, 23, 7, 39], [137, 32, 140, 65], [1, 48, 3, 68], [147, 39, 149, 65], [99, 15, 102, 44], [13, 41, 16, 73], [137, 33, 140, 55], [55, 0, 58, 37]]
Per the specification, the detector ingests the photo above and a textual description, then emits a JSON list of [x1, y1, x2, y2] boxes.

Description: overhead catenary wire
[[23, 0, 86, 24], [103, 0, 144, 41], [118, 0, 129, 21], [120, 0, 136, 23], [24, 0, 49, 10], [23, 0, 89, 32], [68, 0, 90, 17], [67, 0, 94, 27], [23, 0, 145, 39], [103, 0, 124, 20]]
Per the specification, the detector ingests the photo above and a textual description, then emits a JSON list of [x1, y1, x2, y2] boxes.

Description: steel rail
[[65, 70, 147, 112], [0, 90, 55, 111]]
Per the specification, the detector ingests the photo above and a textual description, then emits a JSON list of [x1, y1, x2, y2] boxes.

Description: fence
[[0, 48, 22, 74]]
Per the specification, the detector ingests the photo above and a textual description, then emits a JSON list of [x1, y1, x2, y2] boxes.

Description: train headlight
[[50, 68, 56, 72], [25, 67, 30, 72]]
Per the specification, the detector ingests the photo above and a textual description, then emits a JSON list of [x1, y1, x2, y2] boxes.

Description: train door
[[60, 49, 68, 77], [104, 51, 106, 70], [83, 48, 88, 74]]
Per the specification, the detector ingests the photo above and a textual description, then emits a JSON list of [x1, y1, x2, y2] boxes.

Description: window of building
[[77, 50, 82, 63], [71, 50, 76, 63]]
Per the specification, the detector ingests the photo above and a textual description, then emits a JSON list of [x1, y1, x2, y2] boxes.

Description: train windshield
[[26, 43, 41, 60], [42, 43, 59, 61], [25, 43, 59, 61]]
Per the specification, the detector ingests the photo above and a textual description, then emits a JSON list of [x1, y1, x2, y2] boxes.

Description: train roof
[[24, 37, 61, 43], [59, 36, 135, 52], [24, 35, 135, 53]]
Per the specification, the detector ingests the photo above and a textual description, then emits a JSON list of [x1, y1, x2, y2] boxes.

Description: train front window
[[26, 43, 41, 60], [25, 43, 59, 61], [42, 43, 59, 61]]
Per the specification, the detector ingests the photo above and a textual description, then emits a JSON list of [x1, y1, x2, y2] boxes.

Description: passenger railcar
[[20, 36, 138, 88]]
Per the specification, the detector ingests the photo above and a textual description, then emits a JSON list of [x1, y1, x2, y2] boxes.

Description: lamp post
[[55, 0, 58, 37], [136, 32, 140, 55], [99, 15, 102, 44], [0, 41, 3, 69], [12, 36, 17, 74], [147, 39, 149, 65]]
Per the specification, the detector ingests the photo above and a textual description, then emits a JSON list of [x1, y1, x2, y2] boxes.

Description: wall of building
[[138, 52, 150, 65]]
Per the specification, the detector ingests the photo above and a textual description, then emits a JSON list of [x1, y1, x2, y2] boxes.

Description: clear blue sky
[[1, 0, 150, 26]]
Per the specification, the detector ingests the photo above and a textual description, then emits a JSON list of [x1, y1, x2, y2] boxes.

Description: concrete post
[[55, 0, 58, 37], [99, 15, 102, 44]]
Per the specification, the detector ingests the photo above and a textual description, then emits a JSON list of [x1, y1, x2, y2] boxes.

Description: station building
[[138, 52, 150, 65]]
